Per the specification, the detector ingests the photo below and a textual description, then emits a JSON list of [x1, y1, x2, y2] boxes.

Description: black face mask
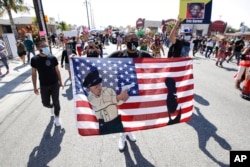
[[127, 38, 139, 51]]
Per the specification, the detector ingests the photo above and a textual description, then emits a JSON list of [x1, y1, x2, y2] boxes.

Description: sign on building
[[179, 0, 213, 24]]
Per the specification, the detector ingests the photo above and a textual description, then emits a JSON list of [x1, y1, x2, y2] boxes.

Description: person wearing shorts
[[16, 40, 27, 65]]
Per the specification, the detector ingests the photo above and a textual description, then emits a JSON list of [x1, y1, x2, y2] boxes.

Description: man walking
[[227, 36, 245, 65], [31, 40, 63, 126], [23, 36, 36, 64]]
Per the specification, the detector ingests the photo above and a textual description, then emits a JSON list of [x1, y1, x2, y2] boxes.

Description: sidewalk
[[0, 47, 62, 121]]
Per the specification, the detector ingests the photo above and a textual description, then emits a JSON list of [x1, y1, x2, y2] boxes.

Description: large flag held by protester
[[179, 0, 212, 24], [70, 57, 194, 136]]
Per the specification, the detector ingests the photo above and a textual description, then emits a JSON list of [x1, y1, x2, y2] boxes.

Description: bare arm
[[31, 67, 39, 95], [55, 65, 63, 89], [169, 18, 182, 45], [83, 47, 88, 55], [160, 45, 165, 55], [242, 46, 250, 55], [95, 47, 101, 55]]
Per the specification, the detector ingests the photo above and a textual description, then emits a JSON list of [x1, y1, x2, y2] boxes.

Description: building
[[136, 18, 210, 37], [0, 16, 57, 37]]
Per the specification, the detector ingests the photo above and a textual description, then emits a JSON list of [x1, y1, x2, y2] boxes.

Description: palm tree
[[0, 0, 30, 38], [56, 21, 70, 32]]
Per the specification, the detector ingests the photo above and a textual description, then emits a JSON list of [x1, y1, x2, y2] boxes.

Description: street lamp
[[84, 0, 90, 29]]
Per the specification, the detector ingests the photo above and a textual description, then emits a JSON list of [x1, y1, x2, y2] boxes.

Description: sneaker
[[54, 117, 61, 126], [126, 132, 136, 142], [118, 133, 126, 152]]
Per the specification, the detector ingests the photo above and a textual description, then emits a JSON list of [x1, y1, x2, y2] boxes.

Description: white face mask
[[184, 35, 191, 41], [41, 47, 50, 55]]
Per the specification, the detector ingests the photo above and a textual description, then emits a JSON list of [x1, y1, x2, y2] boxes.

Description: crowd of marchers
[[1, 19, 249, 152]]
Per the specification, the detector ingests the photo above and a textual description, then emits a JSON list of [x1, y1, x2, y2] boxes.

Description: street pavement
[[0, 43, 250, 167]]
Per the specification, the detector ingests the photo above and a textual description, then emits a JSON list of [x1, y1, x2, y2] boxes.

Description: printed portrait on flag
[[70, 57, 194, 136], [179, 0, 212, 24]]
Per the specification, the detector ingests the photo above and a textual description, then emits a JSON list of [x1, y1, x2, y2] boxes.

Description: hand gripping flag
[[70, 57, 194, 136]]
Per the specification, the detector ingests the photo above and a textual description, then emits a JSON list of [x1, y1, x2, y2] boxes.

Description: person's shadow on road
[[62, 78, 73, 100], [187, 106, 231, 167], [27, 116, 65, 167], [13, 64, 26, 71], [123, 140, 155, 167]]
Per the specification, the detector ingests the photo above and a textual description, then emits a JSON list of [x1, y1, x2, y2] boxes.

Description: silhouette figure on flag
[[165, 77, 182, 125]]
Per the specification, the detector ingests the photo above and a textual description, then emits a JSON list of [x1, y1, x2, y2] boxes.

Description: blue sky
[[9, 0, 250, 29]]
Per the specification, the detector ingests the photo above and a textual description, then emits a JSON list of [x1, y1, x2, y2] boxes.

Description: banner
[[179, 0, 212, 24], [71, 57, 194, 136]]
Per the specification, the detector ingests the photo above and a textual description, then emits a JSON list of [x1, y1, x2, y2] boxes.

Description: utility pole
[[84, 0, 90, 29], [33, 0, 50, 50], [89, 1, 94, 29]]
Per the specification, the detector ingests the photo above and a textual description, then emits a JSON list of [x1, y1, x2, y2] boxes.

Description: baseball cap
[[182, 27, 192, 34]]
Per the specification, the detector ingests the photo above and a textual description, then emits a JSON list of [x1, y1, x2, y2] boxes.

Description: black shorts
[[18, 51, 26, 57]]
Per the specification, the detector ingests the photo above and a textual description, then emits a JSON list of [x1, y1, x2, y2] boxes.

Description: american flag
[[70, 57, 194, 136]]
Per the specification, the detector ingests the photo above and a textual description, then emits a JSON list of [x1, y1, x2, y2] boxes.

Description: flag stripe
[[78, 129, 99, 136], [119, 95, 193, 110], [77, 114, 98, 122], [136, 64, 193, 73], [122, 105, 193, 121], [138, 84, 194, 96], [122, 111, 193, 128], [138, 74, 193, 84]]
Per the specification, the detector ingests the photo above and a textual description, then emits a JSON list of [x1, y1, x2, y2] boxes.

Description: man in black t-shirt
[[31, 40, 63, 127], [108, 32, 152, 58], [83, 40, 100, 57], [168, 18, 192, 58]]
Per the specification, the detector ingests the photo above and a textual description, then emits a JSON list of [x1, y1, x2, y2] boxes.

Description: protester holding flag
[[168, 18, 192, 58], [109, 31, 152, 58], [70, 30, 194, 153], [109, 31, 152, 151]]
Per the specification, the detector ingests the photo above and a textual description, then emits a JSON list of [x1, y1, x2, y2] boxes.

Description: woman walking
[[215, 38, 227, 67], [16, 39, 27, 65]]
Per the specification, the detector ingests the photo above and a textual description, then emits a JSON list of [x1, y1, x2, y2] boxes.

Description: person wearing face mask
[[83, 39, 100, 57], [108, 31, 152, 152], [31, 40, 63, 127], [168, 18, 192, 58], [109, 31, 152, 58]]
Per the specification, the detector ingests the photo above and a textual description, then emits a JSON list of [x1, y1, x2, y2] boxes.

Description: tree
[[56, 21, 70, 32], [0, 0, 30, 38], [225, 26, 236, 33]]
